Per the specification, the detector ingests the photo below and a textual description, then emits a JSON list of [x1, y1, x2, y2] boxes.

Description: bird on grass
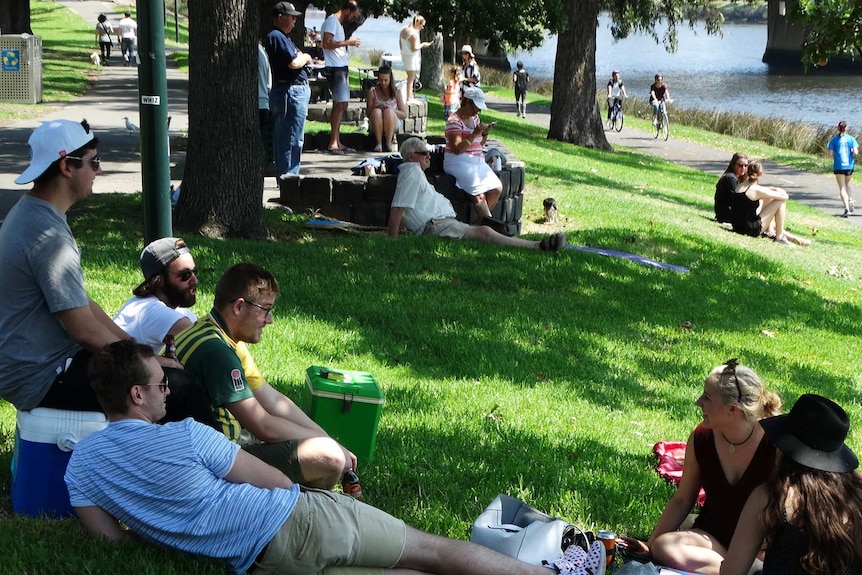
[[543, 197, 558, 223], [123, 116, 139, 135]]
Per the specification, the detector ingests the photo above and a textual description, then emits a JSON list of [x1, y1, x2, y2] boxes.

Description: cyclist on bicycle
[[649, 74, 670, 126], [606, 70, 627, 122]]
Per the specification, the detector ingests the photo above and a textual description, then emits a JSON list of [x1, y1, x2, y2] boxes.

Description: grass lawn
[[2, 4, 862, 573], [2, 91, 862, 572]]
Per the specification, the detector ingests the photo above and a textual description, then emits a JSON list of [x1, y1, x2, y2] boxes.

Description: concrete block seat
[[279, 132, 527, 235], [305, 98, 428, 151]]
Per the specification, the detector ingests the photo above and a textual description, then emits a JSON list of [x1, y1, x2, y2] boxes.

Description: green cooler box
[[302, 366, 385, 463]]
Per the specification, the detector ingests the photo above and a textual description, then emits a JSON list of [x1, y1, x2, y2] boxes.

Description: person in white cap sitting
[[389, 137, 568, 252], [0, 119, 217, 429], [114, 237, 199, 353], [443, 87, 503, 224]]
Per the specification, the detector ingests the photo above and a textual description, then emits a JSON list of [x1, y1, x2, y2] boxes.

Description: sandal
[[540, 232, 568, 252], [373, 144, 383, 152], [340, 146, 356, 153], [326, 148, 346, 155]]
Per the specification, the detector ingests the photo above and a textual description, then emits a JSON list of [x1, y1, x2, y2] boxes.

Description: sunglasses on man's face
[[174, 268, 197, 282]]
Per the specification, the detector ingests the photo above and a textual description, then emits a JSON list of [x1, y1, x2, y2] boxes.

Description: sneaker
[[585, 541, 607, 575], [773, 235, 794, 247], [849, 198, 856, 213], [841, 208, 851, 218]]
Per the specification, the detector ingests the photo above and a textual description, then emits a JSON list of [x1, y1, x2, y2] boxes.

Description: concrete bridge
[[763, 0, 860, 69]]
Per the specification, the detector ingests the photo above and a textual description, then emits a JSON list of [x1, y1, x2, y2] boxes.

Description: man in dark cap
[[265, 2, 315, 178], [114, 237, 199, 353]]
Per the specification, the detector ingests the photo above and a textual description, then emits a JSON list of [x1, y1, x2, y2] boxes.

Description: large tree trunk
[[177, 0, 267, 239], [419, 31, 443, 92], [0, 0, 32, 35], [547, 0, 610, 151]]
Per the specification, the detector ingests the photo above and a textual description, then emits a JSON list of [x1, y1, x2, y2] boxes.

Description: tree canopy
[[791, 0, 862, 66]]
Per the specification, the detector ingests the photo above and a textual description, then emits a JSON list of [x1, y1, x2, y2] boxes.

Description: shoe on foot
[[773, 235, 794, 247], [849, 198, 856, 213], [585, 541, 607, 575], [841, 208, 851, 218], [373, 144, 382, 152], [540, 231, 568, 252]]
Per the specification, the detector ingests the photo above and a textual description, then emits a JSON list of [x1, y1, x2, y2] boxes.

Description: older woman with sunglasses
[[620, 360, 782, 575]]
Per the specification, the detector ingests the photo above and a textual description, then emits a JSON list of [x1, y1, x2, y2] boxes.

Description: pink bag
[[653, 441, 706, 507]]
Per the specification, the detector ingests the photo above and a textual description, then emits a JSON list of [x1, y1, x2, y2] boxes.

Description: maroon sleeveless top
[[691, 424, 776, 547]]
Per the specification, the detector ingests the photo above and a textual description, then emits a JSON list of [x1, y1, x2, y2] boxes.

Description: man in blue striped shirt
[[66, 341, 553, 575]]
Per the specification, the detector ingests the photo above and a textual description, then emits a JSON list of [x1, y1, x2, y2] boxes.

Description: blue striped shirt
[[65, 418, 298, 574]]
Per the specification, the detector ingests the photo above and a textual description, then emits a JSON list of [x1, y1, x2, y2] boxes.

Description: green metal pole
[[137, 0, 172, 243]]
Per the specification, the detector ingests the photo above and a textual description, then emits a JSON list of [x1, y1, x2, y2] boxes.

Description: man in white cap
[[388, 137, 568, 252], [0, 120, 217, 428], [114, 237, 198, 353]]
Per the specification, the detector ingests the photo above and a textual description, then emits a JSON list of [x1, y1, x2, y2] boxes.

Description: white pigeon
[[358, 116, 369, 132], [123, 116, 139, 135]]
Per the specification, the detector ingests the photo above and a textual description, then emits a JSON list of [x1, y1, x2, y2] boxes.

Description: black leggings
[[38, 350, 220, 430]]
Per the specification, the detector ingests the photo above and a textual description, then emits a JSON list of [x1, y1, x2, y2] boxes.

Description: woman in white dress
[[399, 15, 431, 102], [443, 86, 502, 222]]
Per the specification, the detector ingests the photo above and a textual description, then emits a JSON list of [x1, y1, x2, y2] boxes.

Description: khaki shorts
[[255, 488, 406, 575], [423, 217, 471, 239]]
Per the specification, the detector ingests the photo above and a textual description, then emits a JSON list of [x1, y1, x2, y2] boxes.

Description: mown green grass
[[2, 97, 861, 572]]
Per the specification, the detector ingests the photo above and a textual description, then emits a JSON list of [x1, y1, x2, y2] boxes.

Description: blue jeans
[[271, 83, 310, 177]]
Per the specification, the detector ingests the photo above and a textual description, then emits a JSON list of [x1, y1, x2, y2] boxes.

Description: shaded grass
[[2, 112, 862, 571]]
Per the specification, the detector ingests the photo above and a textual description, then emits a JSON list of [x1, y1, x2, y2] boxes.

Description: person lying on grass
[[65, 339, 561, 575], [387, 137, 568, 252], [620, 359, 782, 575]]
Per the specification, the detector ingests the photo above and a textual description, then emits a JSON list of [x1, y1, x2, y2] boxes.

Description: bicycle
[[610, 98, 624, 132], [653, 99, 671, 141]]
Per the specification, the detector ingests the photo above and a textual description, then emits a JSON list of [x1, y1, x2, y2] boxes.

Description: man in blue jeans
[[265, 2, 314, 177]]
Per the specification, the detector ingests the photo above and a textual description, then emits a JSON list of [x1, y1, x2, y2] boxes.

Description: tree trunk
[[177, 0, 267, 239], [419, 31, 443, 92], [0, 0, 32, 35], [547, 0, 610, 151]]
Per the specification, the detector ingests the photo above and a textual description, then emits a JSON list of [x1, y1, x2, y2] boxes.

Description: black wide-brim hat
[[761, 393, 858, 473]]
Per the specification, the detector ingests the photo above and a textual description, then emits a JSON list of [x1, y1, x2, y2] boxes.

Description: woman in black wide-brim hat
[[720, 394, 862, 575]]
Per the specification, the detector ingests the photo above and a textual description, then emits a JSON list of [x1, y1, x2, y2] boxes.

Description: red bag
[[653, 441, 706, 507]]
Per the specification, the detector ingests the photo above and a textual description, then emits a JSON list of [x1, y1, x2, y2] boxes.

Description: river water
[[306, 12, 862, 130]]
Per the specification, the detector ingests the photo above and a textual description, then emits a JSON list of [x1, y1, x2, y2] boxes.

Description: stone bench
[[306, 98, 429, 146], [279, 137, 526, 236]]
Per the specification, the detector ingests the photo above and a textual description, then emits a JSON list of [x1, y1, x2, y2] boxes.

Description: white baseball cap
[[15, 119, 96, 185], [462, 86, 487, 110]]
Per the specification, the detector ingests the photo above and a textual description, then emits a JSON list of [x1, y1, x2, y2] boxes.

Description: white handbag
[[470, 494, 589, 566]]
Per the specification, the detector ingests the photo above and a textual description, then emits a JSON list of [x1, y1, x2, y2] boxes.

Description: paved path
[[484, 96, 860, 227], [1, 3, 857, 228]]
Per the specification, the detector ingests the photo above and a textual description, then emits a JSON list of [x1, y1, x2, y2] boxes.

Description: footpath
[[1, 2, 857, 228]]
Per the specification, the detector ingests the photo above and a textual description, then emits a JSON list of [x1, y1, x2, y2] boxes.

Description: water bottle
[[163, 334, 177, 361], [492, 155, 502, 171]]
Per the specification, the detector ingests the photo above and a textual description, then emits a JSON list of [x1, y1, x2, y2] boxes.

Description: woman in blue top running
[[827, 120, 859, 217]]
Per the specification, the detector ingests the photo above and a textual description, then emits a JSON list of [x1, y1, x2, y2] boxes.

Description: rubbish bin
[[0, 34, 43, 104]]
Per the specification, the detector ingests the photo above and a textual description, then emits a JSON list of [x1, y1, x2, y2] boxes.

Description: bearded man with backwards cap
[[0, 119, 217, 428], [113, 237, 199, 353]]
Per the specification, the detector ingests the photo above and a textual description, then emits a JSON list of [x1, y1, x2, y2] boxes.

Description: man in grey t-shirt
[[0, 120, 214, 426]]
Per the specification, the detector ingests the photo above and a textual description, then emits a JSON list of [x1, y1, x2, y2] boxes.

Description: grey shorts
[[254, 488, 406, 575], [328, 66, 350, 103], [423, 217, 471, 239], [242, 439, 306, 485]]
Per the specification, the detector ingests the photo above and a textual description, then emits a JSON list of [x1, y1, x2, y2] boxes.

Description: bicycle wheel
[[662, 111, 669, 140], [614, 111, 624, 132], [653, 116, 660, 139]]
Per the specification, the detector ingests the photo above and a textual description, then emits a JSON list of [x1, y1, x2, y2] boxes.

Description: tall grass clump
[[367, 48, 384, 67], [593, 92, 833, 155]]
